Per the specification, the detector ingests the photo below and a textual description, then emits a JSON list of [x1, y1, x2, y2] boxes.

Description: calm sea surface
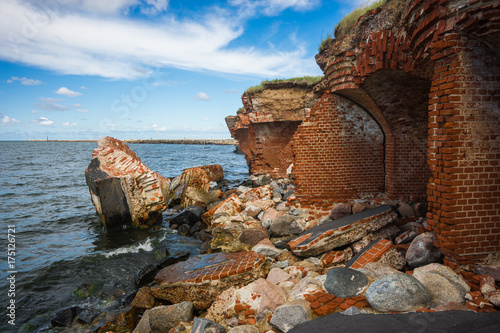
[[0, 141, 248, 332]]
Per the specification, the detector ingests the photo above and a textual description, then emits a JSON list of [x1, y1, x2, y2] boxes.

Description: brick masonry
[[291, 0, 500, 263]]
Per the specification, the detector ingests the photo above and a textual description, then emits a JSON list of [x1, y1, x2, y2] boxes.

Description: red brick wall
[[426, 33, 500, 263], [291, 93, 385, 207]]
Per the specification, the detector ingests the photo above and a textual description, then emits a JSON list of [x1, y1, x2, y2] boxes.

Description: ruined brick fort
[[226, 0, 500, 265]]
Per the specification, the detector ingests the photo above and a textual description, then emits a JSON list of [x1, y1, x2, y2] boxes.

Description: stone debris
[[405, 232, 442, 267], [323, 267, 369, 298]]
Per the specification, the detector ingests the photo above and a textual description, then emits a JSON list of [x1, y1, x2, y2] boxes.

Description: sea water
[[0, 141, 248, 332]]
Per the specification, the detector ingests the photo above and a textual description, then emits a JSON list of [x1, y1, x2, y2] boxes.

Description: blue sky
[[0, 0, 363, 140]]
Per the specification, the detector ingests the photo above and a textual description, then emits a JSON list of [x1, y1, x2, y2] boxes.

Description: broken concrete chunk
[[201, 194, 242, 224], [288, 205, 396, 257]]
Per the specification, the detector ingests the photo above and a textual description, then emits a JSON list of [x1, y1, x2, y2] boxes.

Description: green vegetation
[[318, 0, 387, 53], [245, 75, 323, 94]]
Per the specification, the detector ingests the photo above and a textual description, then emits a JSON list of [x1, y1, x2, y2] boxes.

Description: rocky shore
[[48, 137, 500, 332]]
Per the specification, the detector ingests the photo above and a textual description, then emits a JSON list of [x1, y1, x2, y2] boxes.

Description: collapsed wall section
[[226, 82, 322, 177]]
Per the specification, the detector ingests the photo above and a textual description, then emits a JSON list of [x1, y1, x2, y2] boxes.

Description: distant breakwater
[[26, 139, 237, 145]]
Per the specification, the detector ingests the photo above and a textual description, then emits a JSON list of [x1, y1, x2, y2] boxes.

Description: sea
[[0, 141, 248, 332]]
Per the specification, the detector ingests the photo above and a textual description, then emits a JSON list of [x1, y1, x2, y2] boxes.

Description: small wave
[[103, 238, 154, 258]]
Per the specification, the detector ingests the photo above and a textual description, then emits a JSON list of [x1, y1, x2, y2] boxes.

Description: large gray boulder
[[406, 232, 442, 267], [270, 304, 308, 333], [269, 215, 297, 237], [366, 273, 431, 312], [324, 267, 369, 298], [145, 302, 193, 333], [413, 263, 470, 307]]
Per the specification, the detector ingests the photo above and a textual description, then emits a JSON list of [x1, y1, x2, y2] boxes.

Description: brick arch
[[291, 93, 386, 214]]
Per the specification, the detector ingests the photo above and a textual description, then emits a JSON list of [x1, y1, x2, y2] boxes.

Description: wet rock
[[406, 232, 442, 267], [73, 283, 95, 298], [51, 306, 82, 327], [413, 263, 470, 307], [270, 304, 308, 333], [366, 273, 431, 312], [131, 286, 156, 309], [135, 264, 159, 288], [85, 136, 168, 228], [178, 224, 191, 236], [273, 238, 292, 249], [328, 203, 351, 220], [147, 302, 193, 333], [169, 207, 203, 227], [324, 267, 369, 298], [77, 309, 99, 325], [192, 317, 226, 333], [191, 221, 202, 234], [289, 205, 396, 257], [269, 215, 297, 237], [202, 194, 242, 224], [152, 252, 269, 309]]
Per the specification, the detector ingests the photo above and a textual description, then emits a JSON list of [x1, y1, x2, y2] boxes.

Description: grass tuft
[[245, 75, 323, 94]]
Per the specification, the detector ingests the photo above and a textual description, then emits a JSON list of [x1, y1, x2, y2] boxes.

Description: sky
[[0, 0, 364, 140]]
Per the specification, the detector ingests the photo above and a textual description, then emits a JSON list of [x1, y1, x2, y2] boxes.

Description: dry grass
[[245, 75, 323, 94]]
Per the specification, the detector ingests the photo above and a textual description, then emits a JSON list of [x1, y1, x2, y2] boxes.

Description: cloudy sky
[[0, 0, 363, 140]]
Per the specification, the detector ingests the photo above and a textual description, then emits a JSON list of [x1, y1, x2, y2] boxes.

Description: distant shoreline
[[25, 139, 237, 145]]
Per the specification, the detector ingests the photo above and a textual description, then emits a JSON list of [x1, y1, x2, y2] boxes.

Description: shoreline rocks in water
[[75, 139, 499, 333]]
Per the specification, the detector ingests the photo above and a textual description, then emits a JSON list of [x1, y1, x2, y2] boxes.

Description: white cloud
[[223, 88, 239, 94], [55, 87, 82, 97], [193, 92, 210, 101], [2, 115, 21, 124], [63, 122, 77, 126], [152, 124, 167, 131], [141, 0, 169, 15], [229, 0, 320, 17], [201, 118, 210, 121], [76, 108, 89, 113], [106, 123, 120, 127], [80, 86, 87, 89], [0, 0, 319, 80], [33, 117, 54, 126], [34, 97, 71, 111], [31, 110, 37, 113], [6, 76, 43, 85]]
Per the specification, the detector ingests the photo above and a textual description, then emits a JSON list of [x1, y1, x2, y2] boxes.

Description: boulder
[[352, 202, 374, 214], [252, 242, 281, 259], [146, 302, 193, 333], [288, 205, 396, 257], [239, 185, 274, 202], [239, 227, 269, 247], [169, 207, 203, 227], [357, 262, 401, 280], [236, 278, 286, 313], [85, 136, 168, 228], [324, 267, 369, 298], [270, 304, 309, 333], [406, 232, 442, 267], [328, 203, 352, 220], [261, 208, 285, 225], [192, 317, 226, 333], [366, 273, 431, 312], [413, 263, 470, 307], [131, 286, 156, 309], [269, 215, 297, 237], [397, 202, 415, 218], [202, 194, 242, 224], [267, 267, 292, 285], [244, 205, 261, 218], [51, 306, 82, 327], [152, 252, 269, 309]]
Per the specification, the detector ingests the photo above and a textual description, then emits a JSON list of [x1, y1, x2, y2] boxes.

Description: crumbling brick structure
[[226, 81, 324, 177], [291, 0, 500, 264]]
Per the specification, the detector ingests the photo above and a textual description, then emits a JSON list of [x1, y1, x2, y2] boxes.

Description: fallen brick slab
[[346, 239, 395, 270], [151, 251, 269, 309], [85, 136, 169, 228], [288, 205, 396, 257]]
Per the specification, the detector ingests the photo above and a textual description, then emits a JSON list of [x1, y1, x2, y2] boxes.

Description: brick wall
[[293, 0, 500, 263], [291, 93, 385, 210]]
